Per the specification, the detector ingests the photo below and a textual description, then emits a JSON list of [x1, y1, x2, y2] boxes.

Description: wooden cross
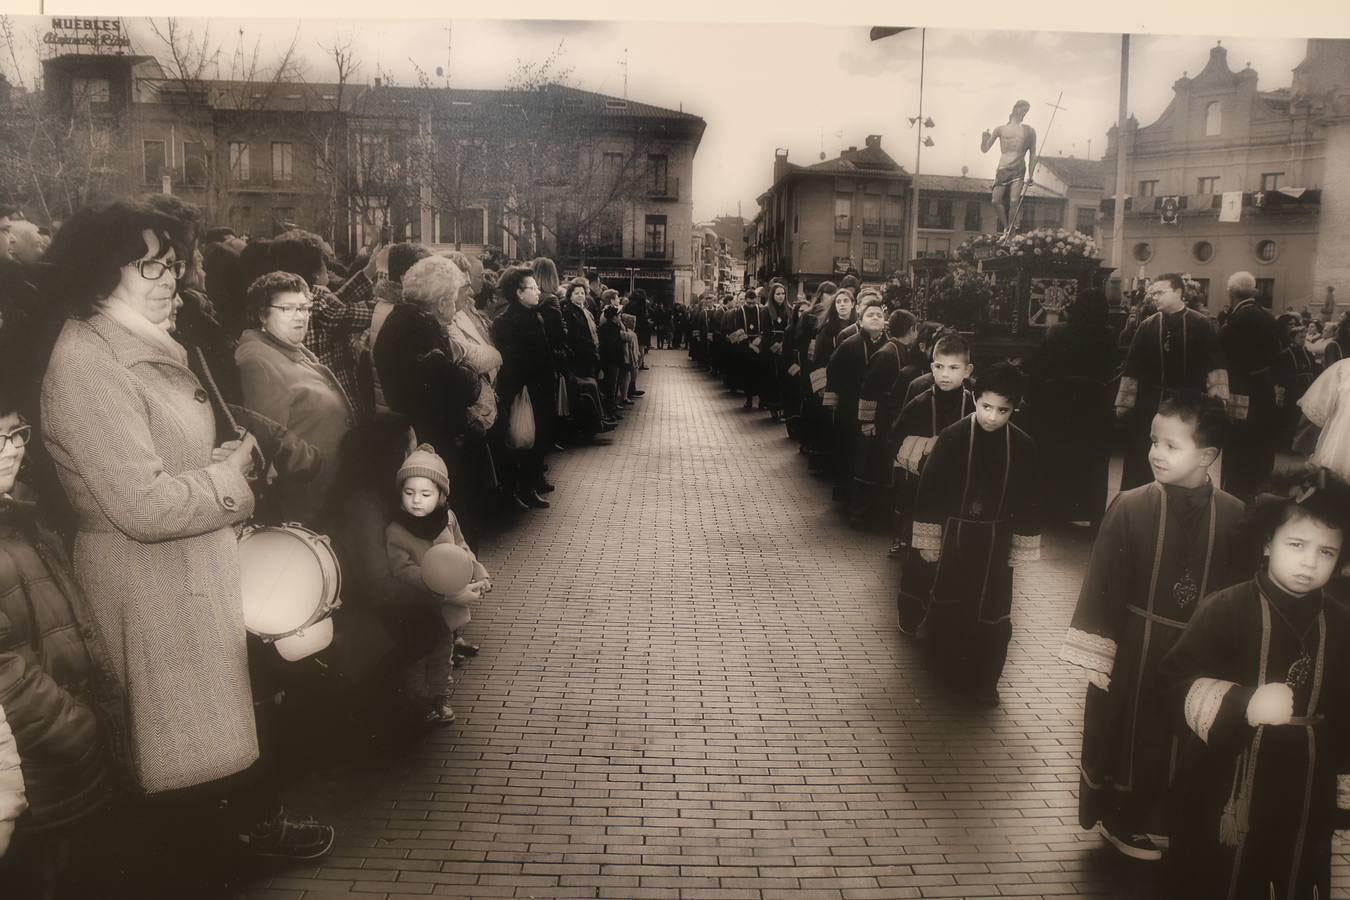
[[1045, 95, 1070, 116]]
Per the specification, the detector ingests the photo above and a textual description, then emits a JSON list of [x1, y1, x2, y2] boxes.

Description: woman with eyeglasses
[[235, 271, 355, 528], [38, 201, 334, 863]]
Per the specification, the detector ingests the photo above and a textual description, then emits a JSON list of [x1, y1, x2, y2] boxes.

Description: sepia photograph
[[0, 3, 1348, 897]]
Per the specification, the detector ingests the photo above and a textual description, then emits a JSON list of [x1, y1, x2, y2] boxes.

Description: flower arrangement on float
[[956, 233, 1005, 264], [1006, 227, 1100, 260]]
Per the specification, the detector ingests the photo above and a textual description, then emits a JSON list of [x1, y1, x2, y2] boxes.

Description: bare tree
[[142, 17, 304, 222], [0, 15, 131, 220]]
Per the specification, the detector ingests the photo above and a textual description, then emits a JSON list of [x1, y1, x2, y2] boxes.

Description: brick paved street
[[236, 349, 1349, 900]]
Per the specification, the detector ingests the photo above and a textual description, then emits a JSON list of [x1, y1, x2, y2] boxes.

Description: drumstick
[[191, 347, 265, 473]]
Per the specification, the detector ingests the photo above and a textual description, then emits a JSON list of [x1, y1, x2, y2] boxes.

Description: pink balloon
[[421, 543, 474, 595]]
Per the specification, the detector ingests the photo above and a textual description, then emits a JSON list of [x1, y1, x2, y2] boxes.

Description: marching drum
[[237, 523, 343, 661]]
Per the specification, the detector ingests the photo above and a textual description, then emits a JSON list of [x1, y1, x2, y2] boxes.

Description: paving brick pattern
[[239, 350, 1350, 900]]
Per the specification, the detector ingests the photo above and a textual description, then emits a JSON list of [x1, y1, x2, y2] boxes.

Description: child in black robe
[[1159, 469, 1350, 900], [1060, 392, 1246, 862], [908, 362, 1040, 705]]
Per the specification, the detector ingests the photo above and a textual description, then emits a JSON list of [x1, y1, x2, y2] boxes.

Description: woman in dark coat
[[560, 281, 610, 436], [372, 257, 487, 545], [530, 259, 565, 459], [491, 267, 556, 508], [1025, 287, 1118, 528]]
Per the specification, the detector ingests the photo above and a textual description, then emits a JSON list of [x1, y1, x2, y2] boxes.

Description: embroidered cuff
[[1115, 375, 1139, 411], [1008, 533, 1041, 565], [1230, 393, 1250, 421], [809, 369, 828, 393], [822, 391, 839, 408], [896, 434, 937, 475], [1338, 774, 1350, 811], [858, 399, 878, 423], [911, 520, 942, 552], [1184, 677, 1236, 744], [1059, 627, 1117, 675], [1207, 369, 1231, 403], [788, 363, 801, 376]]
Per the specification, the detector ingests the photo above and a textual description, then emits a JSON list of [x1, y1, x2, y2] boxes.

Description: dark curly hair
[[1157, 389, 1229, 452], [42, 201, 180, 319], [974, 361, 1027, 407], [245, 271, 310, 326], [1242, 467, 1350, 570]]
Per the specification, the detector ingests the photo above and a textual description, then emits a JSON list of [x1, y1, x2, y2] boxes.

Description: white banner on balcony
[[1218, 191, 1243, 223]]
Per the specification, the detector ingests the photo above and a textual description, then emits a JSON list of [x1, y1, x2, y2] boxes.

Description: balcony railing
[[883, 222, 903, 237], [647, 176, 680, 200], [861, 222, 881, 236], [643, 240, 674, 260], [918, 217, 955, 230]]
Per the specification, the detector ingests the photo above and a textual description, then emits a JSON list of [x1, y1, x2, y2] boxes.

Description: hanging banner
[[1218, 191, 1243, 223]]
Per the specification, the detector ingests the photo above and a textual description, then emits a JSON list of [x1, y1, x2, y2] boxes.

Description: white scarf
[[102, 298, 189, 366], [448, 308, 503, 380]]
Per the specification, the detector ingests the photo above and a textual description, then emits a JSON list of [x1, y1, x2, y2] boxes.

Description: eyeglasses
[[135, 258, 188, 281], [0, 425, 31, 453], [269, 304, 315, 318]]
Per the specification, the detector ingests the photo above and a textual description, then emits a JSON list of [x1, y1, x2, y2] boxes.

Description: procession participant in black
[[852, 309, 922, 529], [1274, 314, 1319, 441], [760, 281, 792, 420], [899, 322, 959, 409], [1059, 392, 1245, 862], [893, 332, 975, 624], [1219, 271, 1282, 503], [910, 362, 1040, 706], [825, 290, 887, 504], [726, 288, 766, 407], [1024, 287, 1118, 528], [806, 287, 857, 472], [1158, 471, 1350, 900], [783, 282, 833, 443], [1115, 273, 1229, 491], [706, 296, 728, 379]]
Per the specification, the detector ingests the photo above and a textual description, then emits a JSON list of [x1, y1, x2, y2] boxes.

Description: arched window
[[1204, 101, 1222, 136]]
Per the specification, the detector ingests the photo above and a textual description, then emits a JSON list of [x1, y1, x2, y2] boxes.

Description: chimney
[[773, 147, 790, 183], [865, 134, 882, 149]]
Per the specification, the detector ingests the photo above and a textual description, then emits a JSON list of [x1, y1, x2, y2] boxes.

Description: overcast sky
[[1, 16, 1311, 221]]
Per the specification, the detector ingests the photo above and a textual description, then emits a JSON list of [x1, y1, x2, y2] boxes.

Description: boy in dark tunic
[[893, 333, 974, 624], [1116, 273, 1229, 491], [1158, 471, 1350, 900], [909, 362, 1039, 705], [853, 310, 922, 529], [1060, 391, 1246, 862]]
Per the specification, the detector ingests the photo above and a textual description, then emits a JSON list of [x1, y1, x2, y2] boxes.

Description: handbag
[[506, 386, 536, 449]]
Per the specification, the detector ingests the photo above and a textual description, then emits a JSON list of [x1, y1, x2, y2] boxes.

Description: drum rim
[[238, 522, 343, 642]]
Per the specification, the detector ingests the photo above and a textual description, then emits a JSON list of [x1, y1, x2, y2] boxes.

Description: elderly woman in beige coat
[[37, 201, 333, 860]]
